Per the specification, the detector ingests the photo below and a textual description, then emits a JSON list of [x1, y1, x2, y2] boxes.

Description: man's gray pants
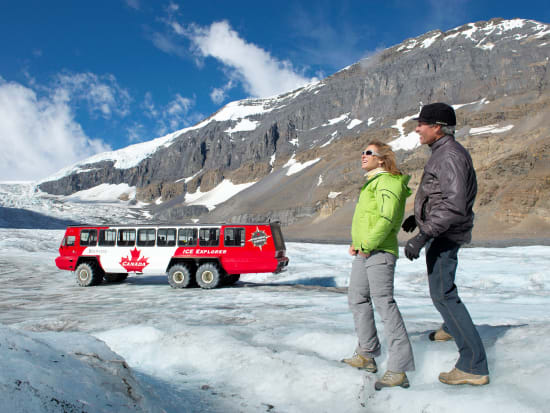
[[348, 251, 415, 372]]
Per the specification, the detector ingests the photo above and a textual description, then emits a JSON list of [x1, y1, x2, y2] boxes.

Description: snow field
[[1, 229, 550, 412]]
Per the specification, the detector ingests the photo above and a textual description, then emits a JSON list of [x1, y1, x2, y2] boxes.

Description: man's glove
[[405, 233, 430, 260], [401, 215, 417, 233]]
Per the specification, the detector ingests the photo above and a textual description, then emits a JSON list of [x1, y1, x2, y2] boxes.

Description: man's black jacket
[[414, 135, 477, 244]]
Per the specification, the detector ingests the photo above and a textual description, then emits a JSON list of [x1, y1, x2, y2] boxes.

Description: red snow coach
[[55, 222, 289, 289]]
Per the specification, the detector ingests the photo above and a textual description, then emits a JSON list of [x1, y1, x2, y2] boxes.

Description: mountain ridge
[[36, 17, 550, 242]]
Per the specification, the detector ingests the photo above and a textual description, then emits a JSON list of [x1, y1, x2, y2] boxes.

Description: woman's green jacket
[[351, 172, 412, 257]]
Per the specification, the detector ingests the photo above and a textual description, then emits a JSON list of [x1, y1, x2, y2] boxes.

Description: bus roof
[[66, 221, 280, 228]]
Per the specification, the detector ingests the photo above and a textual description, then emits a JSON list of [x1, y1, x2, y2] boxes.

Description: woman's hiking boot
[[374, 371, 410, 390], [439, 367, 490, 386], [429, 327, 453, 342], [341, 353, 377, 372]]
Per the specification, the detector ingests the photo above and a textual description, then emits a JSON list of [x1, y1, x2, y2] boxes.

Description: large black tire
[[104, 273, 128, 283], [195, 263, 222, 289], [224, 274, 240, 285], [75, 262, 103, 287], [167, 264, 192, 289]]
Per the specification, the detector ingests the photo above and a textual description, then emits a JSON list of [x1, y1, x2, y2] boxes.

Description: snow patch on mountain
[[225, 118, 259, 134], [470, 124, 514, 135], [65, 183, 136, 203], [184, 179, 257, 211], [397, 19, 549, 54], [388, 112, 420, 151], [323, 113, 350, 126], [347, 119, 363, 129], [421, 32, 441, 48], [284, 155, 321, 176]]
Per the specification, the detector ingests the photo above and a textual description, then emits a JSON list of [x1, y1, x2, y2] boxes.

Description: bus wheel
[[75, 262, 102, 287], [168, 265, 192, 289], [196, 263, 221, 289], [104, 273, 128, 283]]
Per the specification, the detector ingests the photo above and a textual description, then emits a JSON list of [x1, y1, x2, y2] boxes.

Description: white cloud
[[210, 87, 226, 105], [123, 0, 140, 10], [166, 94, 193, 116], [150, 31, 187, 59], [165, 1, 179, 12], [180, 20, 316, 98], [165, 94, 194, 130], [126, 123, 146, 143], [142, 92, 158, 118], [209, 79, 235, 104], [53, 72, 131, 118], [0, 77, 111, 181], [142, 92, 203, 137]]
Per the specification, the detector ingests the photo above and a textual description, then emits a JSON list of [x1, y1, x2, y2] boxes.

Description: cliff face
[[38, 18, 550, 241]]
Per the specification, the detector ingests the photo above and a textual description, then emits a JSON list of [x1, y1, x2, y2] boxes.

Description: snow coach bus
[[55, 222, 289, 289]]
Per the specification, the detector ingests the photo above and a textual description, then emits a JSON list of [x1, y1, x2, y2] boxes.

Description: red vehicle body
[[55, 222, 289, 289]]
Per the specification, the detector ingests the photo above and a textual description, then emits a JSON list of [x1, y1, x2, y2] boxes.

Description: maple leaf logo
[[119, 247, 149, 272], [130, 247, 141, 260]]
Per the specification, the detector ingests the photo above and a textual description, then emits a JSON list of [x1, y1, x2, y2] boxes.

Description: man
[[342, 140, 415, 391], [403, 102, 489, 386]]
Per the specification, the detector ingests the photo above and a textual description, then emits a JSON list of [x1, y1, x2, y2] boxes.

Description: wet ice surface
[[1, 228, 550, 412]]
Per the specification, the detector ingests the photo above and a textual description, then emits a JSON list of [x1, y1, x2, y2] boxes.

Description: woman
[[341, 140, 415, 391]]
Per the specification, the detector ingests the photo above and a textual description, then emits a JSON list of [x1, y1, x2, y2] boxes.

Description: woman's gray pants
[[348, 251, 415, 372]]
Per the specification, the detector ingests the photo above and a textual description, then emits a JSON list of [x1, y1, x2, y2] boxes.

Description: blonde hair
[[367, 140, 402, 175]]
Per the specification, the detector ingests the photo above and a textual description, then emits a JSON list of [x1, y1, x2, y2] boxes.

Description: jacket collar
[[429, 134, 454, 152], [365, 167, 387, 180]]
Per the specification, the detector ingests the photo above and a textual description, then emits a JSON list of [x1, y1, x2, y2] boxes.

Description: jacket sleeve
[[423, 153, 470, 238], [360, 185, 400, 253]]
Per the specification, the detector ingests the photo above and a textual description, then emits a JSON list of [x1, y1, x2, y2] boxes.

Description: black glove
[[401, 215, 417, 233], [405, 233, 430, 260]]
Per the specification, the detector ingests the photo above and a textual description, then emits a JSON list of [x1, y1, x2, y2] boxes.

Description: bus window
[[64, 236, 76, 247], [224, 228, 245, 247], [158, 228, 176, 247], [98, 229, 116, 246], [80, 229, 97, 246], [199, 228, 220, 246], [117, 229, 136, 247], [178, 228, 197, 246], [137, 229, 156, 247]]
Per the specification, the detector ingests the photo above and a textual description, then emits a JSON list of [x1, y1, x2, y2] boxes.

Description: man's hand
[[405, 233, 430, 260], [401, 215, 417, 233]]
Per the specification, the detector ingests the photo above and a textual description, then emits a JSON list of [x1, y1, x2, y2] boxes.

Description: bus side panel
[[220, 225, 280, 274], [87, 246, 177, 274]]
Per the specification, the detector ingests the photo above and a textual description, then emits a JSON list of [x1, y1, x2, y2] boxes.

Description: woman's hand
[[349, 244, 370, 258]]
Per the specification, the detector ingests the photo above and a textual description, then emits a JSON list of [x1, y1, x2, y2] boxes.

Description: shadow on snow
[[0, 206, 79, 229]]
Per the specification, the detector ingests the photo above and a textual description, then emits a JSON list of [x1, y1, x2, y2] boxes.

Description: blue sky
[[0, 0, 549, 181]]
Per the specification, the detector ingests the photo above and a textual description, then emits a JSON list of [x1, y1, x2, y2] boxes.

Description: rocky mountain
[[38, 18, 550, 242]]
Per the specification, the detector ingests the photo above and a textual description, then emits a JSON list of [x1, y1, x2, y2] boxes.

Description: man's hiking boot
[[341, 353, 377, 372], [439, 367, 489, 386], [374, 371, 410, 390], [429, 327, 453, 342]]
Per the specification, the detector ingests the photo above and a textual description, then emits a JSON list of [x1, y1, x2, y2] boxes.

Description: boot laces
[[382, 371, 401, 381]]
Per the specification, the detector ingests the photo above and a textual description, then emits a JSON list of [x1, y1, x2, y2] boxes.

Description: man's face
[[361, 145, 382, 171], [415, 121, 442, 145]]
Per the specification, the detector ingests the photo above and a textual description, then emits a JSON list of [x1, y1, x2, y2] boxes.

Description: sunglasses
[[362, 150, 381, 157]]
